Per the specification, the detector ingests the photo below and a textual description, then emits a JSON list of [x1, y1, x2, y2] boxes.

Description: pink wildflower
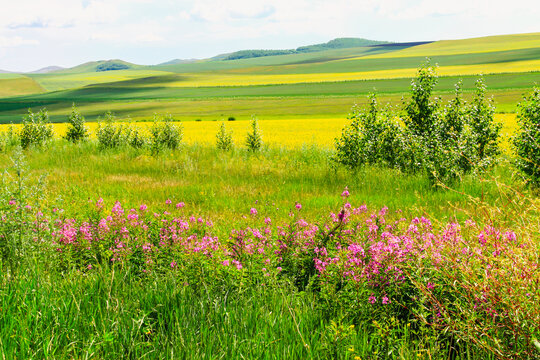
[[250, 208, 258, 216]]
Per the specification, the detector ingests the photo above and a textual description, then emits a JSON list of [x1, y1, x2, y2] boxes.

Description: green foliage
[[0, 125, 20, 153], [513, 86, 540, 186], [333, 62, 502, 184], [404, 61, 440, 137], [333, 94, 412, 170], [222, 49, 295, 60], [149, 114, 182, 152], [216, 122, 233, 151], [245, 117, 262, 152], [96, 112, 131, 149], [0, 148, 48, 276], [19, 109, 54, 149], [95, 62, 130, 72], [64, 104, 89, 143]]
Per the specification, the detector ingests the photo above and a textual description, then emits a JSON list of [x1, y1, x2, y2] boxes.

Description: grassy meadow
[[0, 32, 540, 359]]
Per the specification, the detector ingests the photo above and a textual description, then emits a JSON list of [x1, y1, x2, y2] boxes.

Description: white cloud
[[0, 36, 38, 47], [0, 0, 539, 71]]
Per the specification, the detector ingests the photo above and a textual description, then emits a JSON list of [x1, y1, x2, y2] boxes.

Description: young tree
[[513, 87, 540, 186], [64, 104, 89, 143], [216, 122, 234, 151], [20, 108, 54, 149], [245, 117, 262, 152]]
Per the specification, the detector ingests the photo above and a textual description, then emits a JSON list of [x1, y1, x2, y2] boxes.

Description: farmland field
[[1, 32, 540, 359]]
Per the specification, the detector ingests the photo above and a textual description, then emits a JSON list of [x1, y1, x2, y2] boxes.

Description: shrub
[[129, 128, 147, 149], [216, 122, 233, 151], [246, 117, 262, 152], [20, 109, 54, 149], [513, 86, 540, 186], [96, 112, 129, 149], [149, 114, 182, 152], [333, 94, 412, 170], [64, 104, 89, 143], [333, 62, 502, 185], [467, 78, 502, 171], [228, 116, 236, 121]]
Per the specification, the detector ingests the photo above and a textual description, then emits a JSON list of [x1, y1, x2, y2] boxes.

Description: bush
[[0, 126, 19, 153], [216, 122, 234, 151], [20, 109, 54, 149], [246, 117, 262, 152], [149, 114, 182, 152], [333, 62, 502, 185], [333, 95, 412, 170], [96, 112, 130, 149], [513, 87, 540, 186], [64, 104, 89, 143], [228, 116, 236, 121]]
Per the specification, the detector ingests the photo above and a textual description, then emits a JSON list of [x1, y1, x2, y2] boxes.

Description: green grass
[[2, 265, 487, 359], [0, 76, 44, 97], [0, 141, 517, 222], [0, 72, 537, 123]]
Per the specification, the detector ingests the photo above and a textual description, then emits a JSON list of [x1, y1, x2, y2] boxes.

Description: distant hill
[[296, 38, 391, 52], [60, 59, 141, 73], [158, 59, 198, 66], [0, 69, 12, 73], [218, 37, 391, 61], [30, 66, 65, 74]]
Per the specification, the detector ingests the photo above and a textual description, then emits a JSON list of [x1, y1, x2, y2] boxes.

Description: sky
[[0, 0, 539, 72]]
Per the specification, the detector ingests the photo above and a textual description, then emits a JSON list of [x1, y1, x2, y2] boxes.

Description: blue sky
[[0, 0, 538, 72]]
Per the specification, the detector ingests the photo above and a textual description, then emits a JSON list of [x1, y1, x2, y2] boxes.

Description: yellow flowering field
[[0, 114, 517, 149]]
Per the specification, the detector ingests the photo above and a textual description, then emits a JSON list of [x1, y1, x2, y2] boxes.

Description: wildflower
[[341, 186, 350, 198], [264, 217, 271, 225], [140, 204, 148, 211], [170, 261, 177, 268], [369, 295, 377, 304], [165, 199, 172, 205], [250, 208, 258, 216], [176, 202, 185, 209], [382, 296, 390, 305], [295, 202, 302, 210]]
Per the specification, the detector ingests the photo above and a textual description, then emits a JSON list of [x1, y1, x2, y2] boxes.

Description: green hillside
[[0, 32, 539, 124]]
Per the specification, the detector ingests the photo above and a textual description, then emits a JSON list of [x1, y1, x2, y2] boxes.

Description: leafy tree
[[246, 117, 262, 152], [64, 104, 89, 143], [513, 87, 540, 186], [216, 122, 234, 151], [149, 113, 182, 153], [20, 108, 54, 149]]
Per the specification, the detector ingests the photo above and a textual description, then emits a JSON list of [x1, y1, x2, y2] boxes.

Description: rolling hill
[[0, 32, 538, 124]]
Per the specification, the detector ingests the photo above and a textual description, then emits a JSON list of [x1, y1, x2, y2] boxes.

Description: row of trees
[[0, 106, 264, 153], [333, 62, 540, 186]]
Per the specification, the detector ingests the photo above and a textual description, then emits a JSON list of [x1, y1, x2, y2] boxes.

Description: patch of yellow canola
[[0, 114, 516, 149], [156, 61, 540, 87]]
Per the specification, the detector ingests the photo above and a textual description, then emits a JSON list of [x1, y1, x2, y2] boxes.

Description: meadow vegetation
[[0, 34, 539, 359]]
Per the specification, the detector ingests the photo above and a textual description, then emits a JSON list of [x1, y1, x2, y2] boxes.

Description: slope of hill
[[30, 66, 65, 74], [217, 37, 391, 61], [0, 76, 44, 97], [58, 59, 142, 74], [0, 32, 538, 123]]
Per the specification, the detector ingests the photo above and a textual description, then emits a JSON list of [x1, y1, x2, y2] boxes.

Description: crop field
[[1, 32, 540, 359]]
